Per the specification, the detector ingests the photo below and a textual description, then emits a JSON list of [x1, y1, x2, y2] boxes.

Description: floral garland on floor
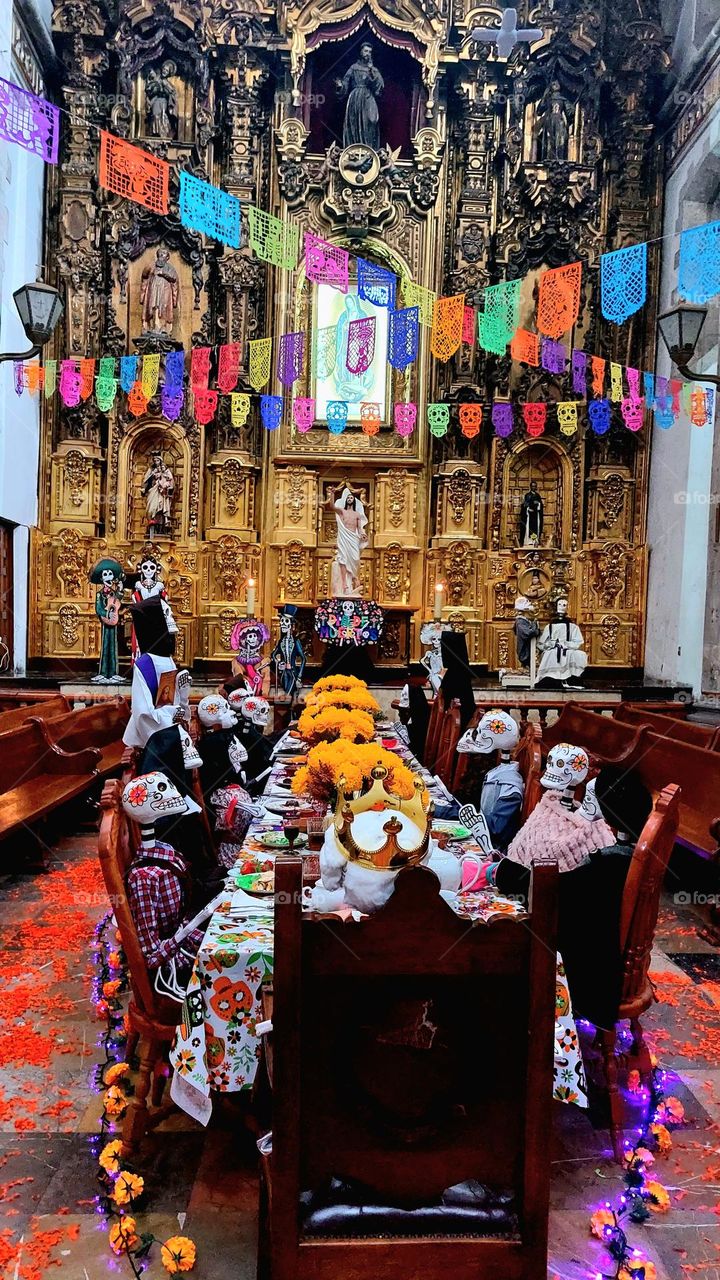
[[91, 912, 197, 1275], [588, 1057, 685, 1280]]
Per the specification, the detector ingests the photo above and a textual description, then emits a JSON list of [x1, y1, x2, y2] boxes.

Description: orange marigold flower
[[589, 1208, 615, 1239], [109, 1216, 139, 1255], [112, 1171, 144, 1205], [635, 1146, 655, 1167], [663, 1096, 684, 1122], [105, 1062, 130, 1086], [619, 1263, 656, 1280], [161, 1235, 197, 1273], [644, 1180, 670, 1212], [103, 979, 122, 997], [108, 950, 122, 968], [103, 1085, 128, 1117], [99, 1138, 124, 1174]]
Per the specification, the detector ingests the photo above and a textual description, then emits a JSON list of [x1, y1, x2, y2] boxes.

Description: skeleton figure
[[122, 772, 204, 983], [197, 695, 263, 868], [89, 558, 125, 684], [270, 604, 305, 701], [237, 695, 273, 794], [230, 619, 270, 696], [123, 596, 191, 751], [536, 597, 588, 687], [419, 621, 448, 695], [504, 745, 614, 873], [130, 556, 176, 659], [457, 710, 524, 851]]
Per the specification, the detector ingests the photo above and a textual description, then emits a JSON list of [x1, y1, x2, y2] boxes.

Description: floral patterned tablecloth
[[170, 740, 588, 1119]]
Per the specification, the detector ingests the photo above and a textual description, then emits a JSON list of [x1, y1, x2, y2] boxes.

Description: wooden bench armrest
[[44, 743, 101, 774]]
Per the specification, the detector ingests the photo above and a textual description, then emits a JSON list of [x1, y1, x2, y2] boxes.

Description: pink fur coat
[[505, 790, 615, 873]]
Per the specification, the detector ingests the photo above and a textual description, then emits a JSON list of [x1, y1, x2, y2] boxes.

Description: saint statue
[[145, 64, 177, 137], [140, 248, 179, 335], [336, 43, 384, 151], [142, 452, 175, 537], [536, 81, 570, 162], [518, 480, 544, 547], [324, 482, 369, 598]]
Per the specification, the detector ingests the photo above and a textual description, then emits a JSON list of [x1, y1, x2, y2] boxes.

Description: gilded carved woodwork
[[33, 0, 664, 671]]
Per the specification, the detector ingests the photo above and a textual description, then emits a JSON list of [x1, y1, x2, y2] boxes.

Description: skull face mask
[[541, 743, 589, 792], [198, 694, 238, 730], [578, 776, 602, 821], [228, 735, 248, 774], [242, 696, 270, 729], [122, 772, 188, 825], [227, 688, 250, 716], [178, 726, 203, 771], [458, 710, 519, 756]]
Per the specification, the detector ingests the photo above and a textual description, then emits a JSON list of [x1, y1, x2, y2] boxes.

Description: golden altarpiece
[[33, 0, 671, 676]]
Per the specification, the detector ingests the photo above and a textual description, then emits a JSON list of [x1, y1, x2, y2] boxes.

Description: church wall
[[645, 11, 720, 695], [0, 0, 53, 673]]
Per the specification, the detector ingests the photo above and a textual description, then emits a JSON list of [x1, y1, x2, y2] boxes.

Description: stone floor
[[1, 810, 719, 1279]]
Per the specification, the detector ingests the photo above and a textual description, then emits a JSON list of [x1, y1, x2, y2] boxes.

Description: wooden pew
[[624, 700, 690, 718], [0, 721, 100, 841], [543, 703, 647, 764], [433, 698, 462, 789], [632, 732, 720, 857], [0, 694, 71, 737], [37, 699, 130, 777], [615, 704, 720, 750], [0, 689, 67, 712]]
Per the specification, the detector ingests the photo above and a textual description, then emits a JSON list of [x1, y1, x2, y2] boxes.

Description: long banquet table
[[169, 725, 588, 1122]]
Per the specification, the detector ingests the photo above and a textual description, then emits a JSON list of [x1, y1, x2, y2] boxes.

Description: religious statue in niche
[[513, 597, 540, 670], [336, 42, 384, 151], [142, 452, 175, 538], [536, 596, 588, 688], [145, 64, 177, 137], [89, 557, 125, 684], [324, 482, 369, 598], [536, 81, 570, 162], [270, 605, 306, 701], [140, 247, 179, 335], [518, 481, 544, 547]]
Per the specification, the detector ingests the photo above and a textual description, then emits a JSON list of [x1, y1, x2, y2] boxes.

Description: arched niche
[[500, 438, 573, 552], [116, 421, 191, 544]]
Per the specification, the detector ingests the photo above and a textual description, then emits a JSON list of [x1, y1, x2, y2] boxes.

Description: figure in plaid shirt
[[122, 772, 205, 973]]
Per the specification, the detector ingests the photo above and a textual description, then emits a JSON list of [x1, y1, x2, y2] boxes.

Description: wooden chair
[[598, 783, 681, 1161], [450, 719, 542, 820], [423, 693, 446, 773], [614, 704, 720, 750], [433, 697, 462, 789], [543, 704, 647, 765], [0, 720, 100, 843], [0, 694, 71, 736], [98, 778, 181, 1155], [259, 856, 559, 1280]]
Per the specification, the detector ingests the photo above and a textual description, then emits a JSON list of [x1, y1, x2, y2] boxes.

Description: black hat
[[130, 595, 175, 658], [594, 766, 653, 843], [278, 604, 298, 617]]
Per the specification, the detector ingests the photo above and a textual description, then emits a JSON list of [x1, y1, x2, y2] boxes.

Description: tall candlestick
[[246, 577, 256, 618], [434, 581, 444, 620]]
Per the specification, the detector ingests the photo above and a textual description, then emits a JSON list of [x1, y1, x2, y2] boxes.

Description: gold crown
[[332, 764, 432, 871]]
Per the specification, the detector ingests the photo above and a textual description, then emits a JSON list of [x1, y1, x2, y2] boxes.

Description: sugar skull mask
[[541, 743, 589, 791], [578, 776, 602, 821], [198, 694, 238, 730], [121, 772, 188, 825], [242, 695, 270, 728], [458, 710, 519, 755], [178, 726, 203, 771]]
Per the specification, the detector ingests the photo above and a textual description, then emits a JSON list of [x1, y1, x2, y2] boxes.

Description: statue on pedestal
[[513, 596, 540, 670], [140, 248, 179, 336], [536, 81, 570, 162], [518, 480, 544, 547], [142, 452, 175, 538], [336, 43, 384, 151], [324, 482, 368, 598], [145, 64, 177, 138], [536, 596, 588, 687]]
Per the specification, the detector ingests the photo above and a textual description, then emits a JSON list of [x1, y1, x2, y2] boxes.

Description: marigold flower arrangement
[[312, 674, 367, 695], [109, 1217, 140, 1255], [161, 1236, 198, 1274], [292, 740, 419, 806], [112, 1171, 145, 1206], [296, 704, 375, 747], [311, 687, 380, 716]]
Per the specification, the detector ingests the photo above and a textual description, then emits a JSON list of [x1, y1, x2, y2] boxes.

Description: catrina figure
[[89, 558, 125, 684]]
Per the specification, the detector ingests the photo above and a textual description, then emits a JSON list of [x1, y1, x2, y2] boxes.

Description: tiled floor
[[1, 816, 719, 1278]]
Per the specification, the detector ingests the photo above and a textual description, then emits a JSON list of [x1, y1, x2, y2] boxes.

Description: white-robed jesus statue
[[324, 483, 369, 597]]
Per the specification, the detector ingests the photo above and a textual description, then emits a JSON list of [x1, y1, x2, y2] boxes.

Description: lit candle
[[246, 577, 256, 618], [434, 581, 444, 620]]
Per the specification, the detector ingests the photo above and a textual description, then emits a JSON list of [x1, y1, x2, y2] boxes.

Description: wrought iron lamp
[[657, 305, 720, 386], [0, 281, 64, 365]]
